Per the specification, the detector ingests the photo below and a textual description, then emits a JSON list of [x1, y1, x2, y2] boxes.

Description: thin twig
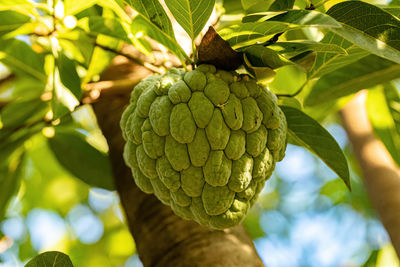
[[94, 42, 164, 74]]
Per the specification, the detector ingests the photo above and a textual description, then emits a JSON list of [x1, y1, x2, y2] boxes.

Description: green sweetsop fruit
[[120, 64, 287, 229]]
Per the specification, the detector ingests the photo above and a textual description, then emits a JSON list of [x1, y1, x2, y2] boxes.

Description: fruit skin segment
[[120, 64, 287, 229]]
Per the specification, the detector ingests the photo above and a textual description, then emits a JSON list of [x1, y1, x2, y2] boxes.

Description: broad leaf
[[281, 105, 350, 189], [0, 38, 46, 82], [25, 251, 74, 267], [0, 153, 25, 221], [241, 0, 275, 12], [64, 0, 97, 16], [0, 99, 48, 129], [219, 21, 293, 49], [131, 16, 188, 62], [268, 41, 347, 56], [220, 10, 340, 49], [0, 0, 38, 17], [309, 32, 369, 79], [126, 0, 174, 35], [305, 55, 400, 106], [0, 10, 30, 36], [327, 1, 400, 64], [51, 66, 80, 119], [126, 0, 189, 61], [267, 10, 341, 28], [243, 45, 293, 69], [165, 0, 215, 40], [78, 16, 130, 42], [84, 35, 120, 83], [367, 85, 400, 166], [48, 130, 115, 190], [57, 53, 82, 99], [98, 0, 131, 22], [269, 0, 295, 11]]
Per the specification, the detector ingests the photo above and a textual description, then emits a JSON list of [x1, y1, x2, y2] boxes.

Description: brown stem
[[340, 91, 400, 257], [92, 62, 265, 267]]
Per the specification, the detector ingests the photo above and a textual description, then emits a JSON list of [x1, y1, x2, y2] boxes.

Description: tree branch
[[340, 91, 400, 257]]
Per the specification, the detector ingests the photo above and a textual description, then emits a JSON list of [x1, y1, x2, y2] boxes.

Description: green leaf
[[305, 55, 400, 106], [126, 0, 189, 62], [367, 85, 400, 166], [57, 53, 82, 99], [268, 41, 347, 56], [281, 105, 350, 189], [384, 83, 400, 135], [0, 153, 25, 221], [241, 0, 275, 12], [269, 0, 295, 11], [58, 30, 95, 66], [126, 0, 174, 36], [78, 16, 130, 42], [98, 0, 131, 22], [0, 10, 30, 36], [242, 11, 286, 23], [64, 0, 97, 16], [131, 16, 188, 62], [0, 0, 39, 17], [48, 130, 115, 190], [243, 45, 293, 69], [0, 99, 48, 129], [309, 32, 370, 79], [220, 10, 340, 49], [0, 38, 46, 82], [268, 10, 341, 28], [25, 251, 74, 267], [84, 35, 119, 83], [165, 0, 215, 40], [269, 65, 307, 95], [219, 21, 292, 49], [327, 1, 400, 65]]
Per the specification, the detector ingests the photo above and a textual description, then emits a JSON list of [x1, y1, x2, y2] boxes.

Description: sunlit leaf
[[268, 9, 341, 27], [131, 16, 188, 62], [0, 10, 30, 36], [64, 0, 97, 16], [48, 130, 115, 190], [57, 53, 81, 99], [125, 0, 190, 62], [165, 0, 215, 40], [305, 55, 400, 106], [78, 16, 130, 42], [0, 99, 48, 129], [309, 32, 369, 79], [269, 0, 295, 11], [0, 0, 39, 17], [84, 35, 119, 83], [367, 85, 400, 166], [268, 41, 347, 56], [243, 45, 293, 69], [281, 105, 350, 189], [220, 10, 340, 49], [0, 38, 46, 82], [327, 1, 400, 64], [241, 0, 275, 12], [25, 251, 74, 267]]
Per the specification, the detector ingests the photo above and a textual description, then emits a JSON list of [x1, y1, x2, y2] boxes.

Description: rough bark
[[340, 91, 400, 257], [91, 58, 265, 267]]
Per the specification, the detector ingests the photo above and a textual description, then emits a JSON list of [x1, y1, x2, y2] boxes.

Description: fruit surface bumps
[[120, 65, 287, 229]]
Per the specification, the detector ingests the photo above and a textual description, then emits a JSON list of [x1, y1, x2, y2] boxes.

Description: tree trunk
[[340, 91, 400, 257], [91, 58, 265, 267]]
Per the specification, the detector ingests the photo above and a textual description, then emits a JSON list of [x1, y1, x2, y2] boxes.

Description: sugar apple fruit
[[120, 64, 287, 229]]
